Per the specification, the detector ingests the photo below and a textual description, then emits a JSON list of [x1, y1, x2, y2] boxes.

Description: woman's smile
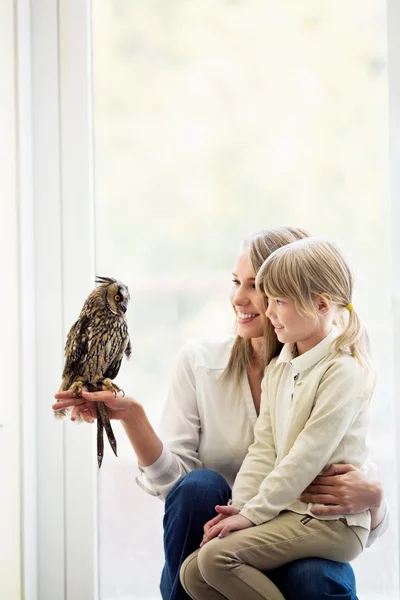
[[236, 311, 260, 324]]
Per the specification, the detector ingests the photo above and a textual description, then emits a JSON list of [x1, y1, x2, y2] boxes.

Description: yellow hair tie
[[345, 303, 354, 312]]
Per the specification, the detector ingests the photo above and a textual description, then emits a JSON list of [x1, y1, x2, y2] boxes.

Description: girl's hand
[[52, 389, 139, 423], [299, 463, 384, 516], [203, 505, 240, 536], [200, 513, 254, 547]]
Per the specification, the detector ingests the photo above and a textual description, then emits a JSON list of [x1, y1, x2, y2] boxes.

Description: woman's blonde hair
[[222, 226, 310, 385], [256, 237, 373, 373]]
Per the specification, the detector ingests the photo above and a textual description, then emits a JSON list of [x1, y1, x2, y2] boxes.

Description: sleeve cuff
[[239, 508, 259, 525], [139, 445, 174, 479]]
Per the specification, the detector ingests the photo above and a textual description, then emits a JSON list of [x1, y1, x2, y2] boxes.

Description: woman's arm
[[53, 389, 163, 466], [53, 340, 203, 499], [120, 401, 164, 467], [299, 463, 387, 537]]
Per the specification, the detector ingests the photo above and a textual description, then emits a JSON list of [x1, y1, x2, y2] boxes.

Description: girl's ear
[[316, 294, 331, 316]]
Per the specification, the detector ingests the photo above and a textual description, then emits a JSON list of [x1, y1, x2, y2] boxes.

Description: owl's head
[[95, 276, 130, 316]]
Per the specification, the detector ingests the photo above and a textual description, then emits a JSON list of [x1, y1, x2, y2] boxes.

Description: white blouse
[[137, 337, 257, 499], [136, 337, 388, 547]]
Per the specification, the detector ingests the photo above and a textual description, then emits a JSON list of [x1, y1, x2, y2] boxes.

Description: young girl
[[180, 237, 375, 600]]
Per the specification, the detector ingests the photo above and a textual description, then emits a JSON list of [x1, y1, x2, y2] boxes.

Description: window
[[92, 2, 396, 599]]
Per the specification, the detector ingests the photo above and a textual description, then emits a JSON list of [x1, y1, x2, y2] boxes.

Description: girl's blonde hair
[[222, 226, 310, 385], [256, 237, 373, 373]]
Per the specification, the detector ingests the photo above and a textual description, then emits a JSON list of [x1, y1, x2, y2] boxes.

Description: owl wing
[[125, 337, 132, 359], [104, 355, 123, 381], [62, 314, 91, 383], [104, 332, 131, 381]]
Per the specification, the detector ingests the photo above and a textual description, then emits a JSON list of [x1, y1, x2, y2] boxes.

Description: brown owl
[[54, 276, 131, 467]]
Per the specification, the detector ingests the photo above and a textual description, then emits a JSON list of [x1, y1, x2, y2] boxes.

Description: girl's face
[[230, 251, 266, 340], [265, 295, 329, 354]]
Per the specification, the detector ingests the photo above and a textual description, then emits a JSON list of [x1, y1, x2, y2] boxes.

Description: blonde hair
[[222, 226, 310, 385], [256, 237, 373, 374]]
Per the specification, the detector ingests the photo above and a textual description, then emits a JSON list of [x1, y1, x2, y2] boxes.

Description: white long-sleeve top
[[137, 336, 388, 547], [136, 338, 258, 499], [232, 328, 374, 534]]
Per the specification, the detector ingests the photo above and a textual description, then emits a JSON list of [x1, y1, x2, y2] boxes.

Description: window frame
[[26, 0, 97, 598]]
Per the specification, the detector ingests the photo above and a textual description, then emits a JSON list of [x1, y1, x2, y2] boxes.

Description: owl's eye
[[114, 294, 121, 302]]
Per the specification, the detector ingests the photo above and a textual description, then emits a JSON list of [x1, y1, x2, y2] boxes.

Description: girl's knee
[[180, 552, 202, 595], [197, 539, 232, 585]]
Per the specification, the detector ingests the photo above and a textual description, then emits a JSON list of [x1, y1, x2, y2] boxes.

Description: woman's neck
[[247, 337, 264, 415], [250, 336, 264, 374]]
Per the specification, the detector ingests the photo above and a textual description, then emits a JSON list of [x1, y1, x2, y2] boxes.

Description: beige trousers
[[180, 511, 368, 600]]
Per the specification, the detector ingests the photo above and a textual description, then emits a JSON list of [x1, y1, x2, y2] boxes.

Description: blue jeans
[[160, 470, 358, 600]]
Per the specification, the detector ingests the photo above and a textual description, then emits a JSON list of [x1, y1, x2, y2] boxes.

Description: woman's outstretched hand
[[53, 389, 138, 423], [299, 463, 384, 516]]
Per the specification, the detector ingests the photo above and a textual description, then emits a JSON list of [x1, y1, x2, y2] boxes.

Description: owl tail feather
[[54, 406, 69, 420], [97, 416, 104, 468], [95, 383, 118, 468]]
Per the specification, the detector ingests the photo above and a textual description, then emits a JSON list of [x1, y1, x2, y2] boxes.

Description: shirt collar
[[276, 326, 339, 374]]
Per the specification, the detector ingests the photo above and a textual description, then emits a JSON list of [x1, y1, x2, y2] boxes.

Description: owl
[[54, 276, 131, 467]]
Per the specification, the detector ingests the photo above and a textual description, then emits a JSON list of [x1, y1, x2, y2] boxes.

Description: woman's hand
[[299, 463, 384, 518], [200, 513, 254, 547], [52, 389, 139, 423], [203, 505, 240, 536]]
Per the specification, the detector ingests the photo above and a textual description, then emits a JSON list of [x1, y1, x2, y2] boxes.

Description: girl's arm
[[236, 360, 372, 525]]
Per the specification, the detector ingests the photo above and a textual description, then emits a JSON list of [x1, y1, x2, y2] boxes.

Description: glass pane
[[92, 2, 397, 598]]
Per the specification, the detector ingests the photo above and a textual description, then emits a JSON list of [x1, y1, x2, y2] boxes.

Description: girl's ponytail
[[333, 306, 373, 378]]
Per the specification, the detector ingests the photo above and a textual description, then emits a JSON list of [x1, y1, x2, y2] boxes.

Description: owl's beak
[[120, 305, 127, 313]]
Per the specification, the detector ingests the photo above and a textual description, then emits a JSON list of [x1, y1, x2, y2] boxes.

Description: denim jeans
[[160, 470, 358, 600]]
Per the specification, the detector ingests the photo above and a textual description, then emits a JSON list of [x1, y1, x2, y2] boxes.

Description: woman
[[54, 227, 388, 600]]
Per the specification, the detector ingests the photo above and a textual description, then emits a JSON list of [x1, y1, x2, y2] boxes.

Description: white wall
[[0, 1, 22, 597]]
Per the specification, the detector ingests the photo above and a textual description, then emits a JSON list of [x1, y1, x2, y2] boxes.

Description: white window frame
[[8, 0, 97, 598], [2, 0, 399, 598], [31, 0, 98, 598]]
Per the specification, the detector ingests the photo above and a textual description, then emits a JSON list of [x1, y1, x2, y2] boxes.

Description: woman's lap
[[269, 558, 357, 600], [161, 470, 358, 600]]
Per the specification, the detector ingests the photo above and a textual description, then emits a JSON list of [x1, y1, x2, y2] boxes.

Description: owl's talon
[[102, 378, 124, 397], [70, 381, 84, 399]]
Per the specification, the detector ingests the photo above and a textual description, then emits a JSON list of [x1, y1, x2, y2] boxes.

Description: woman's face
[[230, 250, 266, 340]]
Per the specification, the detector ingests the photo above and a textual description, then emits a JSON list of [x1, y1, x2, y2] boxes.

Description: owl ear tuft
[[95, 276, 117, 287]]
